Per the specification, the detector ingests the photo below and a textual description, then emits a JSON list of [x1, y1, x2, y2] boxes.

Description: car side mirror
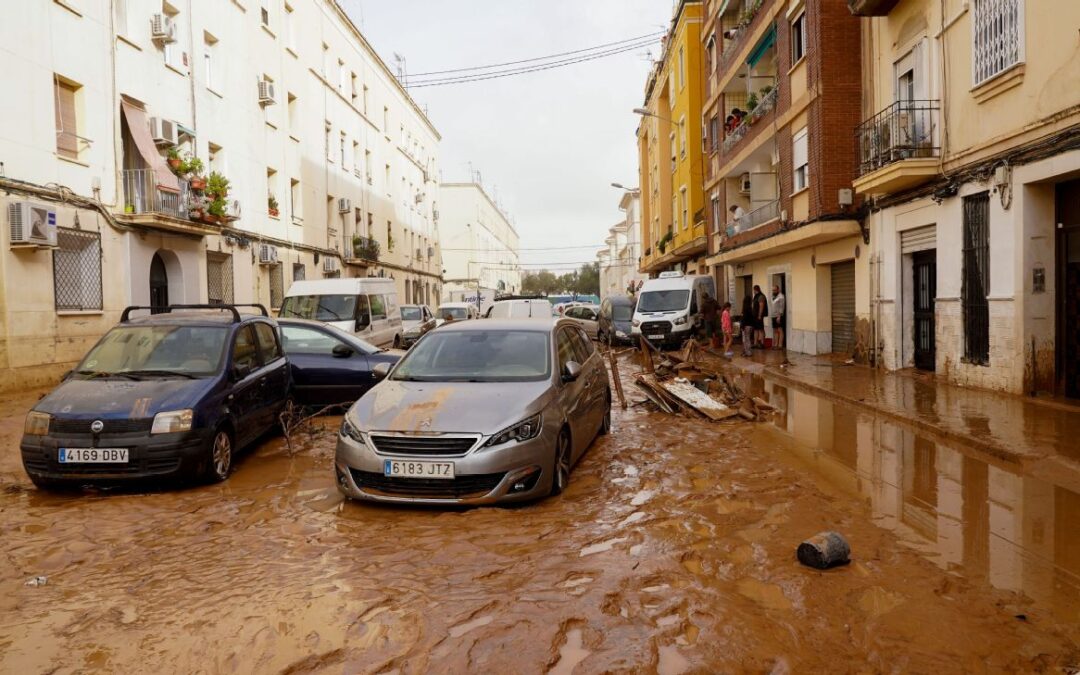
[[372, 362, 391, 379], [332, 343, 354, 358], [562, 361, 582, 382]]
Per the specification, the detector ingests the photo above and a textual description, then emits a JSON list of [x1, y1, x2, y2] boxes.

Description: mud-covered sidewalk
[[1, 358, 1079, 672]]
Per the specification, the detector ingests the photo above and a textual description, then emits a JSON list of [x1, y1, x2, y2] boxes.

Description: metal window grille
[[293, 263, 306, 281], [972, 0, 1022, 86], [207, 252, 234, 305], [53, 228, 102, 310], [269, 263, 284, 308], [962, 193, 990, 365]]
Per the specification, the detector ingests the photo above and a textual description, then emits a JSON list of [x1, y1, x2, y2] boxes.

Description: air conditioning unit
[[149, 117, 178, 146], [258, 244, 278, 264], [323, 256, 340, 273], [151, 14, 177, 43], [739, 172, 752, 194], [227, 199, 241, 220], [8, 202, 58, 248], [337, 198, 351, 213], [258, 78, 276, 106]]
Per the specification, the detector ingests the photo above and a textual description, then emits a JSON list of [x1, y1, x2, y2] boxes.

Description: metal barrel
[[797, 531, 851, 569]]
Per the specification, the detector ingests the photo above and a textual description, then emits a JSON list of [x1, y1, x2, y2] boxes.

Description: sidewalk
[[710, 347, 1080, 473]]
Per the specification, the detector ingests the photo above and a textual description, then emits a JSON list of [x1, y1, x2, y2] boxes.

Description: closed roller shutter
[[901, 225, 936, 254], [831, 261, 856, 353]]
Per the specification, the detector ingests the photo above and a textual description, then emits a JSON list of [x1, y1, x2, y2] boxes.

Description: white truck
[[443, 287, 496, 317], [631, 271, 717, 349]]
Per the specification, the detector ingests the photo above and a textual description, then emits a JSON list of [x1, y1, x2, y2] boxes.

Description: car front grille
[[49, 418, 154, 435], [350, 469, 505, 499], [640, 321, 672, 336], [369, 434, 478, 457]]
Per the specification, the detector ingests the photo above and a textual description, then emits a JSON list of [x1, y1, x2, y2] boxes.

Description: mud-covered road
[[1, 360, 1079, 673]]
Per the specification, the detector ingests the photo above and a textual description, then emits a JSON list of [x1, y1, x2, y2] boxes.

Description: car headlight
[[341, 416, 366, 444], [483, 413, 542, 448], [151, 409, 194, 434], [673, 316, 688, 326], [24, 411, 50, 436], [632, 319, 641, 327]]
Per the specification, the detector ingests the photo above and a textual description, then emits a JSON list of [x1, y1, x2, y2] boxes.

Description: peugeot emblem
[[90, 420, 104, 434], [419, 419, 432, 430]]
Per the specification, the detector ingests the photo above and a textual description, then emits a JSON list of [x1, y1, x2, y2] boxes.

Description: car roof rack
[[120, 304, 270, 324]]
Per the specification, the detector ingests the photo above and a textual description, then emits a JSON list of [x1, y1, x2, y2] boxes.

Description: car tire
[[599, 391, 612, 435], [550, 427, 572, 496], [203, 427, 233, 483], [597, 328, 606, 345]]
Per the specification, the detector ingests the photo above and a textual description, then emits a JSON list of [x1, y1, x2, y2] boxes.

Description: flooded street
[[1, 362, 1079, 673]]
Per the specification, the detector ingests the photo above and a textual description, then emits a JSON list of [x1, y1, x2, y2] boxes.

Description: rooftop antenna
[[392, 52, 408, 87]]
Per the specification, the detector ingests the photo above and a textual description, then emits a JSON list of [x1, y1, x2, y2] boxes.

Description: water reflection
[[752, 377, 1080, 624]]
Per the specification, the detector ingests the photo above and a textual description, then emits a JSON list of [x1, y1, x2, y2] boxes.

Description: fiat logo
[[90, 420, 104, 434]]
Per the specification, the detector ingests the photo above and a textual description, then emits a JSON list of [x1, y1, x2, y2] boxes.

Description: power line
[[407, 39, 660, 88]]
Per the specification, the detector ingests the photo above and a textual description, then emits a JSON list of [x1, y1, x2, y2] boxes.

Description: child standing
[[721, 302, 734, 357]]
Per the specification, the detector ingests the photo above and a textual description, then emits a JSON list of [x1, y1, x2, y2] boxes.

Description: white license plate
[[59, 448, 129, 464], [647, 334, 664, 340], [383, 459, 454, 479]]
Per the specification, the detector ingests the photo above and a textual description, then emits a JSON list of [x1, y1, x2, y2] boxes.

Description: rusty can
[[797, 531, 850, 569]]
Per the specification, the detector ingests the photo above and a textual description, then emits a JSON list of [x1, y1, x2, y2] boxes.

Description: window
[[232, 326, 259, 373], [115, 0, 129, 37], [339, 132, 346, 168], [383, 106, 389, 132], [791, 12, 806, 64], [962, 192, 990, 365], [162, 3, 182, 70], [387, 221, 393, 250], [290, 178, 301, 223], [365, 150, 373, 183], [369, 294, 387, 320], [293, 263, 306, 281], [267, 168, 278, 216], [680, 187, 688, 230], [207, 252, 234, 304], [678, 46, 685, 90], [352, 140, 360, 175], [669, 132, 677, 172], [972, 0, 1023, 85], [362, 84, 369, 114], [325, 121, 333, 161], [203, 32, 218, 92], [338, 59, 347, 92], [280, 325, 351, 355], [326, 196, 336, 232], [260, 1, 270, 28], [792, 127, 809, 192], [254, 322, 282, 363], [287, 92, 298, 137], [53, 76, 81, 160], [671, 196, 678, 233], [208, 142, 224, 174], [53, 228, 102, 310], [322, 42, 330, 76], [709, 115, 720, 152], [350, 72, 358, 103], [284, 2, 295, 52], [269, 263, 284, 308], [679, 117, 687, 159], [710, 193, 721, 233]]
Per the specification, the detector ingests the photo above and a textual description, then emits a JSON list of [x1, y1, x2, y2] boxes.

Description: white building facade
[[0, 0, 443, 392], [439, 182, 520, 296], [598, 190, 645, 299]]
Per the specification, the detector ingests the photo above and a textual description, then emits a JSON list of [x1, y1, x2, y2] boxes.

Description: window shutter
[[792, 128, 808, 169], [54, 81, 78, 159]]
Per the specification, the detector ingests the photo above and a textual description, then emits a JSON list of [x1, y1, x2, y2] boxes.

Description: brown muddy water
[[1, 369, 1079, 673]]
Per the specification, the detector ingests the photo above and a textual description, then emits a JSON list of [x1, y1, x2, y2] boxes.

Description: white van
[[487, 299, 554, 319], [631, 271, 717, 348], [280, 278, 403, 348]]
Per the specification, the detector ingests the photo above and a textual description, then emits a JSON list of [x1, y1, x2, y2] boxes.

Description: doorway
[[831, 261, 856, 353], [1057, 179, 1080, 398], [150, 253, 169, 312], [913, 250, 936, 371]]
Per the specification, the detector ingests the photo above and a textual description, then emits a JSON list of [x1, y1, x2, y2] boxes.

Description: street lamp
[[633, 107, 677, 124], [611, 182, 640, 192]]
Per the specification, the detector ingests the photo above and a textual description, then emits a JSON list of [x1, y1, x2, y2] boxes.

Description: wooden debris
[[737, 409, 757, 421], [752, 397, 776, 411], [639, 336, 655, 373], [608, 347, 627, 410], [660, 380, 739, 421]]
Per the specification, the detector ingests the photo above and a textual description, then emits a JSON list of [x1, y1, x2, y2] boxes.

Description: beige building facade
[[439, 182, 520, 296], [0, 0, 443, 392]]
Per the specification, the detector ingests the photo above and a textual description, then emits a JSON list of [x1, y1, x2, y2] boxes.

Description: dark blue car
[[277, 318, 403, 407], [20, 305, 290, 488]]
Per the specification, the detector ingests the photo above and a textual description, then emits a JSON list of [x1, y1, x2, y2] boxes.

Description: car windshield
[[391, 330, 550, 382], [637, 290, 689, 313], [76, 325, 229, 377], [613, 305, 634, 321], [401, 307, 422, 321], [280, 294, 356, 322], [437, 307, 468, 320]]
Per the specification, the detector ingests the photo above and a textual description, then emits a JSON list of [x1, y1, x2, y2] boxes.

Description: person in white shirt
[[729, 204, 746, 221], [771, 285, 786, 350]]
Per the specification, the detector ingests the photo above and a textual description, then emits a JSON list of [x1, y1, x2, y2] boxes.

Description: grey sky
[[345, 1, 668, 273]]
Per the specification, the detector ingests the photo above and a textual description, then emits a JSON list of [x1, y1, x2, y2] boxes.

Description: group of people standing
[[699, 284, 785, 358]]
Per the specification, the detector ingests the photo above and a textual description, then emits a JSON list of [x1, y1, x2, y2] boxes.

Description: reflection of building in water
[[757, 381, 1080, 623]]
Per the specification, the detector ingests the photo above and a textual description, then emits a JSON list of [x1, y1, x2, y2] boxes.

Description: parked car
[[400, 304, 437, 347], [598, 296, 636, 345], [278, 319, 404, 406], [280, 277, 403, 348], [435, 302, 480, 326], [486, 299, 556, 319], [631, 272, 717, 349], [335, 318, 611, 505], [563, 304, 600, 339], [21, 305, 289, 488]]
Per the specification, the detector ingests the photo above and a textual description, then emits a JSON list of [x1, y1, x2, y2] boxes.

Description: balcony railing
[[722, 85, 779, 154], [856, 100, 940, 177], [351, 235, 380, 262], [722, 199, 780, 238], [121, 169, 190, 219]]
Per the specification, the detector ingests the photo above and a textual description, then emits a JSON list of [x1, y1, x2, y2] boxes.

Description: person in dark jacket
[[753, 285, 769, 348], [740, 293, 755, 356]]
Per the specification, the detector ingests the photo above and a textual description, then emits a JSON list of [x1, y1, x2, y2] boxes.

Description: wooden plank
[[639, 336, 655, 373], [633, 379, 674, 414], [659, 380, 739, 421], [608, 347, 627, 410]]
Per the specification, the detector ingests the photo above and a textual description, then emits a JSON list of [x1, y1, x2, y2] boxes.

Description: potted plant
[[166, 147, 183, 171], [207, 196, 228, 224], [183, 156, 206, 189], [746, 92, 759, 112], [206, 171, 230, 199], [268, 194, 279, 217], [188, 194, 211, 221], [124, 203, 135, 214]]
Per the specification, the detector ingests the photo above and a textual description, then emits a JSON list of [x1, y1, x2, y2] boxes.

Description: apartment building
[[637, 0, 707, 278], [439, 182, 521, 296], [851, 0, 1080, 397], [701, 0, 864, 356], [0, 0, 443, 391], [598, 190, 646, 298]]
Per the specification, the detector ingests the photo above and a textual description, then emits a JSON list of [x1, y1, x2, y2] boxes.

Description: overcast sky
[[345, 1, 669, 273]]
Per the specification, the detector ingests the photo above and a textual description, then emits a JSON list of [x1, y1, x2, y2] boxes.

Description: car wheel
[[204, 428, 233, 483], [597, 328, 606, 345], [550, 427, 572, 496], [599, 391, 612, 435]]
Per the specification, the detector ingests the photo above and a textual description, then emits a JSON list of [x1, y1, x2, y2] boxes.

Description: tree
[[558, 272, 578, 295], [521, 270, 558, 295], [573, 262, 600, 297]]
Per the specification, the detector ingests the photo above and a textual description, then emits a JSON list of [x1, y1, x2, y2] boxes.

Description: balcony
[[722, 84, 779, 154], [118, 169, 220, 236], [721, 199, 780, 239], [854, 100, 940, 196], [347, 235, 380, 264], [847, 0, 901, 16]]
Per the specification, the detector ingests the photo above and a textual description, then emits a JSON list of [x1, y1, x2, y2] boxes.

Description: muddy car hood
[[34, 377, 213, 419], [350, 379, 553, 435]]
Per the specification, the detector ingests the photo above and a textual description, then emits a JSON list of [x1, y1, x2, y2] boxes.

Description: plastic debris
[[24, 576, 47, 587], [797, 532, 851, 569]]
